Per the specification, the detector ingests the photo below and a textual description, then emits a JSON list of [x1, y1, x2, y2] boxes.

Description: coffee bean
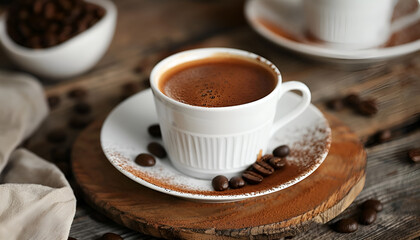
[[43, 2, 56, 19], [42, 33, 58, 48], [147, 142, 167, 158], [359, 208, 377, 225], [252, 161, 274, 176], [99, 232, 123, 240], [73, 102, 92, 115], [242, 171, 263, 184], [148, 124, 161, 138], [408, 148, 420, 163], [229, 176, 245, 189], [33, 0, 44, 15], [95, 7, 106, 18], [326, 98, 344, 111], [18, 9, 29, 20], [334, 218, 358, 233], [58, 0, 72, 11], [135, 153, 155, 167], [361, 199, 383, 212], [377, 129, 391, 143], [134, 66, 143, 74], [50, 146, 70, 163], [68, 88, 87, 99], [343, 93, 360, 107], [69, 116, 92, 129], [47, 95, 60, 109], [212, 175, 229, 191], [17, 23, 31, 38], [47, 129, 67, 143], [357, 99, 378, 116], [273, 145, 290, 158], [27, 35, 41, 48], [269, 157, 286, 169], [259, 154, 273, 162]]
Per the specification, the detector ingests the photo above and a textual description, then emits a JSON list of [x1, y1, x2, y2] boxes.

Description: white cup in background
[[303, 0, 420, 50], [150, 48, 311, 179]]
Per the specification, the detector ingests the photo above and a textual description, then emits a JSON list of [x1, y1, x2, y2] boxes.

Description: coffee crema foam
[[159, 56, 277, 107]]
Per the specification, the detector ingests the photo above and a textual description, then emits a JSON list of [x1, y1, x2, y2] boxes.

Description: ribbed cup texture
[[164, 124, 271, 171]]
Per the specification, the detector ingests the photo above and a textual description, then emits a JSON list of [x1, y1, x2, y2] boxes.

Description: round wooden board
[[72, 113, 366, 240]]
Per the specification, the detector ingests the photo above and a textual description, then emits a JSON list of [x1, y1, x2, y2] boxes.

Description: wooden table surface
[[1, 0, 419, 239]]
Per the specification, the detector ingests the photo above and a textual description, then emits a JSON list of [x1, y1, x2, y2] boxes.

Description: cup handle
[[269, 81, 311, 138], [390, 2, 420, 33]]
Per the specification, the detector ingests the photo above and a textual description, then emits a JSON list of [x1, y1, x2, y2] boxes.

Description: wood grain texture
[[71, 113, 366, 239]]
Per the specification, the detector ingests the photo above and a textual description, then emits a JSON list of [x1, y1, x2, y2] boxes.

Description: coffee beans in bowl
[[0, 0, 116, 79], [6, 0, 105, 49]]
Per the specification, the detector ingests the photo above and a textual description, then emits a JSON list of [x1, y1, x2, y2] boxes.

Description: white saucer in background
[[245, 0, 420, 64], [100, 89, 331, 203]]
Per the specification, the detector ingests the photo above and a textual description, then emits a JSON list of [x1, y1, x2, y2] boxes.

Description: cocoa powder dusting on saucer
[[105, 123, 331, 198]]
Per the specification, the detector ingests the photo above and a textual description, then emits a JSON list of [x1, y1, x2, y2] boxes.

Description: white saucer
[[100, 89, 331, 203], [245, 0, 420, 64]]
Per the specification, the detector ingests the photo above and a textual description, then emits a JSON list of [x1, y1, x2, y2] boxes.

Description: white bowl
[[0, 0, 117, 80]]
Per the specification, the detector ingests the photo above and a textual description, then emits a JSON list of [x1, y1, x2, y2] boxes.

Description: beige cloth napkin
[[0, 71, 76, 240]]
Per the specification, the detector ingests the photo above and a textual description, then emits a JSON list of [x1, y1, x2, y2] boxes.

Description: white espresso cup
[[150, 48, 311, 179], [303, 0, 420, 50]]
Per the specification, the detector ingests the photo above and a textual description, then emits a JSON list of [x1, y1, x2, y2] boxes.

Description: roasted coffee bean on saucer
[[259, 154, 273, 162], [242, 171, 263, 184], [135, 153, 155, 167], [252, 161, 274, 176], [229, 176, 245, 189], [148, 124, 162, 138], [408, 148, 420, 163], [361, 199, 383, 212], [212, 175, 228, 191], [269, 157, 286, 169], [147, 142, 166, 158], [273, 145, 290, 158], [359, 208, 377, 225], [334, 218, 358, 233]]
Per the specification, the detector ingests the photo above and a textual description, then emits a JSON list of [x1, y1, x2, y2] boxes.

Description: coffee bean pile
[[212, 145, 289, 191], [333, 198, 383, 233], [326, 93, 378, 116], [6, 0, 105, 49]]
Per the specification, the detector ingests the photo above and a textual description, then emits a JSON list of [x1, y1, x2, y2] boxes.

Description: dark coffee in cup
[[159, 55, 277, 107]]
